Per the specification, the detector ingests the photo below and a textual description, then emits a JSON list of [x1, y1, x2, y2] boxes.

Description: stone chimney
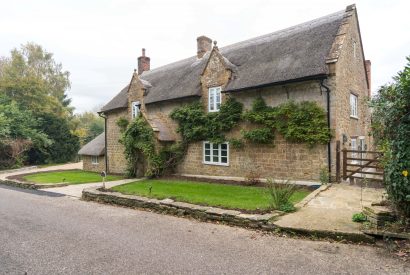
[[365, 60, 371, 96], [197, 36, 212, 58], [138, 48, 150, 75]]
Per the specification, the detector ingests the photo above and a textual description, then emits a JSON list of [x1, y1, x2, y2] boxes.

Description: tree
[[71, 112, 104, 146], [371, 56, 410, 219], [28, 113, 80, 164], [0, 42, 78, 167], [0, 96, 51, 168]]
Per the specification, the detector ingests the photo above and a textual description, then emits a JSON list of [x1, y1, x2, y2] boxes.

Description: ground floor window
[[91, 156, 99, 165], [203, 141, 229, 166]]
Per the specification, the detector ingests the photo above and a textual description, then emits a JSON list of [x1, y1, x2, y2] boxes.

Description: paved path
[[0, 185, 407, 274], [275, 184, 384, 234], [45, 178, 138, 198]]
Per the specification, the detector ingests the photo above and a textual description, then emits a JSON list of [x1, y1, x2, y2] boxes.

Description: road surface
[[0, 185, 407, 274]]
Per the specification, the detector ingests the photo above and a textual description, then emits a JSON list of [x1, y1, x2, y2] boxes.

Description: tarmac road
[[0, 185, 408, 274]]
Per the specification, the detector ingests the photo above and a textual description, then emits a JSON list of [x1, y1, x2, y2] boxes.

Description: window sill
[[350, 116, 359, 120], [203, 161, 229, 167]]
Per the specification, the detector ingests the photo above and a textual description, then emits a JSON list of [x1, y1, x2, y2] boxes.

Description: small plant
[[319, 166, 330, 185], [241, 155, 261, 185], [266, 179, 298, 212], [352, 212, 367, 223]]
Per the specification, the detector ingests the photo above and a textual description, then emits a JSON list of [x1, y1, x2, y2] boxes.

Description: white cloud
[[0, 0, 409, 112]]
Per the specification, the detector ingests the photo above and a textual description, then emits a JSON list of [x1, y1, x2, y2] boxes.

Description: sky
[[0, 0, 409, 113]]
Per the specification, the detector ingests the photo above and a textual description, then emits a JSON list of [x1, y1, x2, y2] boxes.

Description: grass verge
[[23, 170, 123, 185], [111, 179, 310, 212]]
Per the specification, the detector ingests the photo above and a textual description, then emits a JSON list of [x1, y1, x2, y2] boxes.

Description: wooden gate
[[336, 142, 384, 182]]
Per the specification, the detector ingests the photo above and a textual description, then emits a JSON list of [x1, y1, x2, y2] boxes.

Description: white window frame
[[132, 101, 140, 119], [350, 93, 358, 118], [351, 137, 358, 164], [203, 141, 229, 166], [91, 156, 99, 165], [208, 86, 222, 112]]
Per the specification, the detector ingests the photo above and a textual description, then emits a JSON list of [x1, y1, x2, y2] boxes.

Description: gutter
[[98, 111, 108, 174], [320, 79, 332, 182]]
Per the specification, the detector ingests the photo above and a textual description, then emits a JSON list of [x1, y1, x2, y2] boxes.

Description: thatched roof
[[78, 133, 105, 156], [101, 9, 345, 112]]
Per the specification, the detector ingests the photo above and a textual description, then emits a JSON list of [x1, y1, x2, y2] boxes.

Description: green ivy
[[241, 97, 331, 146], [275, 101, 332, 146], [170, 97, 243, 144]]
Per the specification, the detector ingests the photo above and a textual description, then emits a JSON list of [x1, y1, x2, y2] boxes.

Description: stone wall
[[82, 155, 105, 173], [106, 109, 128, 174], [331, 8, 371, 150], [176, 80, 328, 182]]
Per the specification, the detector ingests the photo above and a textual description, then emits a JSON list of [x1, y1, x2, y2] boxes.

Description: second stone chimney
[[365, 60, 371, 96], [138, 48, 150, 75], [197, 36, 212, 58]]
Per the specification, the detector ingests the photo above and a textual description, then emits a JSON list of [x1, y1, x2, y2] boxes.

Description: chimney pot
[[138, 48, 150, 75], [197, 35, 212, 58]]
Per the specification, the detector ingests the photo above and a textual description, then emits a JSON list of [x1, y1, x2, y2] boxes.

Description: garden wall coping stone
[[82, 187, 282, 229]]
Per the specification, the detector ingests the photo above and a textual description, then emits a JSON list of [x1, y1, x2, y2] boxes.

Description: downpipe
[[320, 79, 332, 182]]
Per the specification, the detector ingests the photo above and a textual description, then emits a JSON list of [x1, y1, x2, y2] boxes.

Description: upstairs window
[[203, 141, 229, 166], [132, 101, 140, 118], [91, 156, 99, 165], [208, 87, 221, 112], [350, 93, 358, 118]]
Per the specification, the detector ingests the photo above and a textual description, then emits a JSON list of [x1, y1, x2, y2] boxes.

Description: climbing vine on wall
[[241, 97, 332, 147], [170, 97, 244, 144], [118, 96, 331, 178], [118, 116, 184, 178]]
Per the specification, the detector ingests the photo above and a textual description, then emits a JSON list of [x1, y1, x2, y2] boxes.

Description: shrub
[[266, 179, 298, 212], [352, 212, 367, 223], [370, 56, 410, 218], [319, 166, 330, 185]]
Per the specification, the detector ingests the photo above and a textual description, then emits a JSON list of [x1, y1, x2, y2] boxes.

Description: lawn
[[23, 170, 123, 185], [111, 179, 311, 212]]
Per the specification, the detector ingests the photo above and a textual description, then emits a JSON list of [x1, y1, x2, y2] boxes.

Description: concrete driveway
[[0, 185, 407, 274], [275, 183, 385, 234]]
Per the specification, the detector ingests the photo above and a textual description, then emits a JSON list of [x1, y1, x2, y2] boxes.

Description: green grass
[[111, 179, 310, 211], [23, 170, 123, 185]]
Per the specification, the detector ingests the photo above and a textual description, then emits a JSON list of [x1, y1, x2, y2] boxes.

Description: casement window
[[350, 93, 358, 118], [203, 141, 229, 166], [132, 101, 141, 118], [91, 156, 99, 165], [351, 137, 358, 163], [208, 86, 222, 112]]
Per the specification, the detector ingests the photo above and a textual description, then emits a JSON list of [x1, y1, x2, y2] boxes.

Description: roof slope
[[78, 133, 105, 156], [100, 85, 129, 113], [102, 9, 345, 111]]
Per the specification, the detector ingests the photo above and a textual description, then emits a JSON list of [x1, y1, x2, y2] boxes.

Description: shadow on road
[[0, 185, 65, 197]]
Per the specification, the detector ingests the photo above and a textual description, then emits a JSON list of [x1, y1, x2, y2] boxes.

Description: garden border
[[0, 179, 68, 189]]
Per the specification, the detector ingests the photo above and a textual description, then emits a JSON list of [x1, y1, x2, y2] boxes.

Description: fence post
[[342, 148, 347, 181], [336, 140, 341, 183]]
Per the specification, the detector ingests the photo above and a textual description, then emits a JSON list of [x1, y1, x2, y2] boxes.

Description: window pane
[[205, 143, 210, 150], [213, 156, 219, 162], [205, 149, 210, 155], [205, 156, 210, 162], [213, 149, 219, 156], [221, 150, 227, 157], [221, 157, 227, 163], [221, 144, 227, 150], [212, 144, 218, 150]]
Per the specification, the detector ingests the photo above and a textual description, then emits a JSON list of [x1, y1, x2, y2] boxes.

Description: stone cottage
[[78, 133, 106, 173], [96, 4, 371, 183]]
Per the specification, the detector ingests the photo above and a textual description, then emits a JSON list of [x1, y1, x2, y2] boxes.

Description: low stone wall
[[0, 179, 68, 189], [82, 187, 281, 230]]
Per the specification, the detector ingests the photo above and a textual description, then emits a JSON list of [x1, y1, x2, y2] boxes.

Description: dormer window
[[132, 101, 140, 118], [208, 86, 221, 112]]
